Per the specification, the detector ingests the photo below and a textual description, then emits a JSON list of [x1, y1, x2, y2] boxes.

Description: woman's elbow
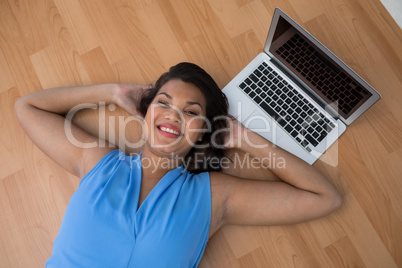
[[14, 97, 35, 128], [14, 97, 26, 119], [327, 190, 343, 214]]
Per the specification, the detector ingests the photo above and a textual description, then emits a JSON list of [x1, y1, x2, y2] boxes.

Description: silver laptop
[[222, 8, 381, 164]]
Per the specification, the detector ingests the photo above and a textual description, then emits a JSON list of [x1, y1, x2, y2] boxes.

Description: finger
[[142, 84, 153, 90]]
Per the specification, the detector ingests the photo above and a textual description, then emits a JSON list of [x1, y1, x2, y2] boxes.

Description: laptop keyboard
[[274, 33, 372, 118], [238, 62, 336, 151]]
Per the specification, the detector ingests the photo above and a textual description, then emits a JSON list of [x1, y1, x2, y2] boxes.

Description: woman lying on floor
[[15, 62, 342, 267]]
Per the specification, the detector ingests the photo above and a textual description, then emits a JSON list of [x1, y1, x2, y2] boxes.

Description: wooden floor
[[1, 0, 401, 267]]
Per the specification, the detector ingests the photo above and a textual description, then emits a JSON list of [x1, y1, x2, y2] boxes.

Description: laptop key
[[250, 74, 259, 83], [260, 101, 280, 119], [317, 132, 328, 142], [305, 134, 318, 147], [301, 140, 309, 147], [310, 121, 318, 128], [278, 119, 287, 127], [285, 124, 293, 133], [254, 69, 263, 77], [254, 95, 262, 104]]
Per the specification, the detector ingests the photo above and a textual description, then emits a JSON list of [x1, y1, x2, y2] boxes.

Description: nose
[[164, 107, 182, 123]]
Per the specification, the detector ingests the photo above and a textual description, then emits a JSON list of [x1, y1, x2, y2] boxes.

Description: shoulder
[[177, 170, 211, 194], [81, 149, 133, 181]]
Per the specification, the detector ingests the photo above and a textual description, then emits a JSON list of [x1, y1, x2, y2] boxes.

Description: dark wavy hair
[[139, 62, 229, 174]]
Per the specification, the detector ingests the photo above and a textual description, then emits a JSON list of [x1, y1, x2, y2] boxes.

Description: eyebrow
[[158, 92, 203, 109]]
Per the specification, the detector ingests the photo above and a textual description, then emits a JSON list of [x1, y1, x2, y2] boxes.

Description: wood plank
[[0, 88, 22, 179], [136, 2, 188, 69], [325, 236, 366, 267], [80, 46, 117, 84], [53, 0, 100, 55]]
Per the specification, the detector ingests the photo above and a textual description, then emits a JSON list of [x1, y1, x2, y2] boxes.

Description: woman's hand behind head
[[222, 115, 249, 150], [113, 84, 152, 116]]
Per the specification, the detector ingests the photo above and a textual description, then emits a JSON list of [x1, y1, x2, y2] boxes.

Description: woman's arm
[[14, 84, 147, 177], [210, 118, 342, 229]]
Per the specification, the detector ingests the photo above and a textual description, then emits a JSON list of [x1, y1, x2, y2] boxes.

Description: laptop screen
[[263, 9, 381, 125], [268, 16, 372, 120]]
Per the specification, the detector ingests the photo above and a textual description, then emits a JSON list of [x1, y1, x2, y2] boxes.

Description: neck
[[141, 146, 185, 179]]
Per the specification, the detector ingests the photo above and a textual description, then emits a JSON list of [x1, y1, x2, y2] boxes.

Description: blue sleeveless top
[[46, 150, 211, 267]]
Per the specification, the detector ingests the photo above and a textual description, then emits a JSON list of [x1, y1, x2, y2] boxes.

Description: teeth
[[160, 126, 180, 135]]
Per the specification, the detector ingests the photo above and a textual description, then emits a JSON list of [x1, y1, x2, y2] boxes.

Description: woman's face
[[143, 79, 207, 158]]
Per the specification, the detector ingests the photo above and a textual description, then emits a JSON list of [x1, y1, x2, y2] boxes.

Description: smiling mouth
[[157, 125, 182, 136]]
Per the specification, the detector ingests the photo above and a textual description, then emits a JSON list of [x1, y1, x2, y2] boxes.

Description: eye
[[158, 100, 169, 107], [185, 110, 199, 116]]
